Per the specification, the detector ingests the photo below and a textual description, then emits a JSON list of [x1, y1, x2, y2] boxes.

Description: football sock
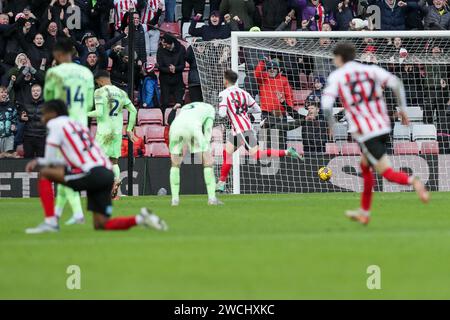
[[204, 167, 217, 200], [65, 188, 84, 219], [55, 184, 67, 218], [361, 163, 374, 212], [254, 149, 287, 160], [170, 167, 180, 201], [112, 164, 121, 182], [104, 217, 137, 230], [39, 178, 55, 225], [382, 168, 410, 185], [219, 149, 232, 182]]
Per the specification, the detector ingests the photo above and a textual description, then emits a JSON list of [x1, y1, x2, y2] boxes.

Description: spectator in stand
[[220, 0, 256, 30], [189, 11, 238, 40], [368, 0, 419, 30], [301, 97, 328, 153], [109, 44, 141, 91], [261, 0, 291, 30], [164, 0, 176, 22], [335, 0, 354, 30], [0, 86, 18, 158], [113, 0, 145, 31], [84, 52, 106, 72], [405, 0, 425, 29], [91, 0, 115, 41], [182, 0, 206, 23], [307, 76, 325, 103], [157, 33, 186, 115], [422, 0, 450, 29], [298, 0, 336, 31], [3, 0, 31, 17], [17, 33, 52, 70], [0, 13, 16, 64], [392, 59, 424, 106], [47, 0, 76, 30], [17, 84, 46, 158], [129, 11, 149, 63], [141, 0, 163, 57], [275, 9, 297, 30], [185, 42, 203, 102], [140, 60, 161, 108]]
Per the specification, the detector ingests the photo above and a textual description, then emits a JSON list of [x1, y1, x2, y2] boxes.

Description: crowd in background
[[0, 0, 449, 159]]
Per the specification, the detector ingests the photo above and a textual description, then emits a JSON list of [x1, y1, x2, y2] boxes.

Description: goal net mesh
[[192, 33, 450, 194]]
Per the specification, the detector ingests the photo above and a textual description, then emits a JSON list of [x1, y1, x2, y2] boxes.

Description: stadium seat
[[159, 22, 181, 36], [212, 126, 224, 142], [134, 126, 145, 139], [412, 124, 437, 141], [145, 125, 166, 142], [16, 144, 24, 158], [340, 142, 361, 155], [123, 110, 128, 124], [333, 123, 348, 141], [292, 90, 311, 107], [393, 123, 411, 140], [394, 141, 419, 155], [405, 107, 423, 123], [421, 141, 439, 154], [147, 143, 170, 157], [287, 141, 305, 155], [138, 108, 163, 125], [325, 143, 340, 155]]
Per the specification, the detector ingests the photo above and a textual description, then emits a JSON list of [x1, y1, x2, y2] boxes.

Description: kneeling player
[[25, 100, 167, 234], [216, 70, 302, 192], [169, 102, 221, 206], [322, 42, 429, 225]]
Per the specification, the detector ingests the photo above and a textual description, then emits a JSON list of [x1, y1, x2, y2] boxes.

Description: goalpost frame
[[229, 30, 450, 195]]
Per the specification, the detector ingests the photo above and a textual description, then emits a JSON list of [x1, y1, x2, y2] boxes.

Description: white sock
[[54, 207, 63, 218], [45, 217, 58, 226], [135, 215, 143, 225]]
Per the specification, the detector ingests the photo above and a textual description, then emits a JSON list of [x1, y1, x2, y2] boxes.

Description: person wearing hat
[[140, 59, 160, 108], [188, 11, 239, 41], [157, 33, 186, 115]]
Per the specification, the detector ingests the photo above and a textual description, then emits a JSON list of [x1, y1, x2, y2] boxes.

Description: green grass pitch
[[0, 192, 449, 299]]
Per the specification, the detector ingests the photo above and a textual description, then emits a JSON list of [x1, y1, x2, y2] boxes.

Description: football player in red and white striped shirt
[[322, 42, 429, 225], [25, 100, 167, 234], [216, 70, 302, 192]]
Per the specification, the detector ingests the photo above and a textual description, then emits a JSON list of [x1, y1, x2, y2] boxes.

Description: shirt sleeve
[[218, 91, 228, 118], [124, 96, 137, 132], [246, 92, 261, 113], [88, 89, 104, 118], [372, 65, 397, 88], [37, 120, 64, 166], [321, 73, 338, 111]]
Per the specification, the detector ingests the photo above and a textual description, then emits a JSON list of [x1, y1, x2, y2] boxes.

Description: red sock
[[104, 217, 137, 230], [382, 168, 410, 185], [254, 149, 287, 160], [219, 149, 232, 182], [360, 163, 374, 212], [39, 178, 54, 218]]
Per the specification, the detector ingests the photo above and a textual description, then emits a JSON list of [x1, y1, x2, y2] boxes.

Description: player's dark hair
[[42, 99, 69, 116], [224, 70, 238, 84], [53, 37, 74, 54], [94, 70, 111, 80], [333, 42, 356, 63]]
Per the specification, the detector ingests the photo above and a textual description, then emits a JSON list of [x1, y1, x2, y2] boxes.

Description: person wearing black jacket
[[157, 34, 186, 112], [185, 44, 203, 102], [17, 32, 52, 70], [188, 11, 233, 40], [17, 84, 46, 158]]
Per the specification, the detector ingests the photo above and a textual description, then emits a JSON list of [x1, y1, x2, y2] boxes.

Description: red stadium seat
[[16, 144, 24, 158], [421, 141, 439, 154], [123, 110, 128, 124], [341, 143, 361, 155], [138, 108, 163, 125], [325, 143, 340, 155], [134, 126, 145, 139], [145, 125, 166, 142], [287, 141, 305, 155], [147, 143, 170, 157], [160, 22, 181, 36], [393, 142, 419, 155]]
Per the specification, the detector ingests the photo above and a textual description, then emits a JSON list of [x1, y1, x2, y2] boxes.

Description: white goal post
[[193, 30, 450, 195]]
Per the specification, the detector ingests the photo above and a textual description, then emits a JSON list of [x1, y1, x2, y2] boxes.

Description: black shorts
[[64, 166, 115, 216], [227, 130, 258, 150], [359, 134, 390, 165]]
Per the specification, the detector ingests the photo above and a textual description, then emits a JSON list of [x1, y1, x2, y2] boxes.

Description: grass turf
[[0, 192, 449, 299]]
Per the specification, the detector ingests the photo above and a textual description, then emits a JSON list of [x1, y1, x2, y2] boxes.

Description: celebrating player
[[89, 70, 138, 199], [321, 42, 429, 225], [216, 70, 302, 192], [169, 102, 221, 206], [43, 37, 94, 225], [25, 100, 167, 234]]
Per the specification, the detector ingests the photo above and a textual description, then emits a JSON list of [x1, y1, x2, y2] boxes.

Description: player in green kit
[[89, 70, 138, 199], [169, 102, 222, 206], [44, 37, 95, 225]]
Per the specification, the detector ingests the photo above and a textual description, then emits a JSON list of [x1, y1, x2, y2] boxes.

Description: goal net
[[192, 31, 450, 194]]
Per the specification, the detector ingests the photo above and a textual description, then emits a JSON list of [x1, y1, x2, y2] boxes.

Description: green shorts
[[96, 133, 122, 159], [169, 124, 210, 155]]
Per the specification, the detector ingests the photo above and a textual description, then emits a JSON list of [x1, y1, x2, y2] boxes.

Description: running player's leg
[[64, 187, 85, 224], [202, 150, 220, 204], [170, 153, 183, 206], [54, 184, 67, 219], [110, 158, 121, 199], [218, 138, 236, 188], [243, 131, 301, 160]]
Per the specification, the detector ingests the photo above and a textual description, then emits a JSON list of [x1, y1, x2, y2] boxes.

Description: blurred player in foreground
[[44, 37, 93, 225], [321, 42, 429, 225], [216, 70, 302, 192], [25, 100, 167, 234], [89, 70, 138, 199], [169, 102, 222, 206]]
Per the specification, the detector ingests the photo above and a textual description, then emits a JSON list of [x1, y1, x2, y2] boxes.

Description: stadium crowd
[[0, 0, 449, 159]]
